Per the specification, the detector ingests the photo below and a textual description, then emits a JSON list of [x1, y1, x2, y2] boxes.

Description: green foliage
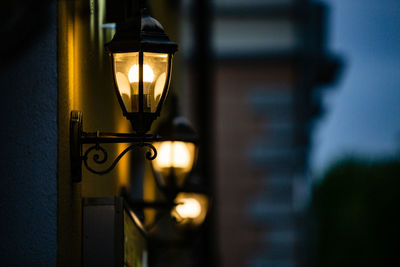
[[313, 157, 400, 266]]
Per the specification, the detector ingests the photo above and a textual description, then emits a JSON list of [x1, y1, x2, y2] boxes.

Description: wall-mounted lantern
[[151, 117, 198, 198], [171, 192, 209, 227], [105, 12, 177, 134], [120, 117, 208, 229], [70, 4, 177, 182]]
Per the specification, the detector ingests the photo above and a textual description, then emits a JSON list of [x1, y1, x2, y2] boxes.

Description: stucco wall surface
[[0, 1, 57, 265]]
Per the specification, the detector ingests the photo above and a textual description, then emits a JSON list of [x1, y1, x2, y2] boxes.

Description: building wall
[[211, 1, 336, 266], [0, 1, 57, 265], [215, 60, 297, 267], [57, 0, 134, 265]]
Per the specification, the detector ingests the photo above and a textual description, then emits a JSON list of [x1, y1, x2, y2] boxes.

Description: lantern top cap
[[105, 12, 178, 54], [141, 14, 164, 33], [157, 117, 198, 143]]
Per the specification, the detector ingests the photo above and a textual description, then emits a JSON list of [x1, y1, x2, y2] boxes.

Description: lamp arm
[[83, 142, 157, 175], [123, 196, 176, 233], [128, 200, 175, 210], [70, 110, 160, 182]]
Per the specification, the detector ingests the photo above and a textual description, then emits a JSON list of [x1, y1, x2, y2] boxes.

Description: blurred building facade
[[182, 0, 340, 266]]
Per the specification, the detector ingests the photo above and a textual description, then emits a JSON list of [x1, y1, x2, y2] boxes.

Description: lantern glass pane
[[152, 141, 196, 187], [143, 52, 169, 112], [113, 52, 139, 112], [113, 52, 170, 114]]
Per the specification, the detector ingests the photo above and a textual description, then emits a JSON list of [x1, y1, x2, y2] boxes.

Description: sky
[[311, 0, 400, 175]]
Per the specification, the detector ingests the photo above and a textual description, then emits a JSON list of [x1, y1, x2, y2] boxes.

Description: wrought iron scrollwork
[[82, 142, 157, 175], [70, 110, 160, 182]]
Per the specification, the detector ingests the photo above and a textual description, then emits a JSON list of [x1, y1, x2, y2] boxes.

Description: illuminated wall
[[58, 0, 135, 264]]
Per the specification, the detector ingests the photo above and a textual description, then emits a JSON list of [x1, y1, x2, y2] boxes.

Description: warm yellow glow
[[116, 72, 130, 95], [171, 193, 209, 227], [157, 141, 172, 166], [154, 72, 166, 99], [156, 141, 192, 168], [128, 64, 154, 83], [113, 52, 170, 113], [152, 141, 196, 188], [175, 198, 202, 219], [173, 142, 191, 167]]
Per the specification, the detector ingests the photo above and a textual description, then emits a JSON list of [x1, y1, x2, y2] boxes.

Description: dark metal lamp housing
[[105, 11, 178, 135]]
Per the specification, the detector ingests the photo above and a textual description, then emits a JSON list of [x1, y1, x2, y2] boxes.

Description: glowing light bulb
[[176, 198, 202, 219], [157, 141, 173, 167], [172, 142, 190, 168], [155, 141, 191, 169], [128, 64, 154, 83]]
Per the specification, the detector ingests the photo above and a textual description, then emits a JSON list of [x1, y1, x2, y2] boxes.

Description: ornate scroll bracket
[[82, 142, 157, 175], [70, 110, 160, 182]]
